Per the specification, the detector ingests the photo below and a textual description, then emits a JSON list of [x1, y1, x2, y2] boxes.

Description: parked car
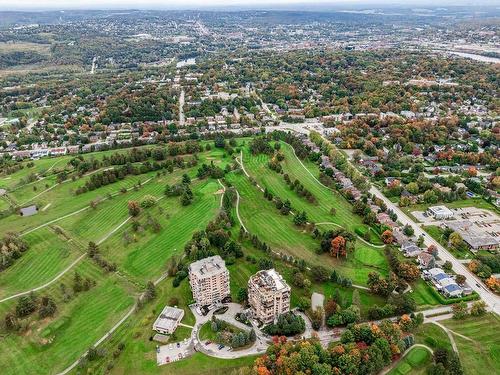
[[218, 344, 225, 350], [205, 340, 211, 345], [176, 342, 180, 348]]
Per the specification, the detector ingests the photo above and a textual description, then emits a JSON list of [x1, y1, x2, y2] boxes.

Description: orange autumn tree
[[381, 230, 393, 244], [331, 236, 346, 258]]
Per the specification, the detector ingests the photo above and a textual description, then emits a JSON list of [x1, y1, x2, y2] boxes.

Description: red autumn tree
[[381, 230, 393, 244], [331, 236, 347, 258]]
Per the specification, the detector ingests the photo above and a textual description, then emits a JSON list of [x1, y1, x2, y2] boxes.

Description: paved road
[[179, 89, 185, 126], [370, 185, 500, 315], [263, 122, 500, 315]]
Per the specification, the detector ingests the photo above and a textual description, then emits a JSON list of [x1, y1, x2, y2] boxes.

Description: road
[[179, 89, 185, 126], [370, 185, 500, 315], [262, 121, 500, 315]]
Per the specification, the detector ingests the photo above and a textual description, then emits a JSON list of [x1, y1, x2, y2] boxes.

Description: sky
[[0, 0, 496, 11]]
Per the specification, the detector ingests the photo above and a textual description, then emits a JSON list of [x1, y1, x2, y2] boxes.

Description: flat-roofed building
[[248, 269, 291, 324], [152, 306, 184, 334], [188, 255, 230, 307], [446, 220, 500, 252], [426, 205, 454, 220]]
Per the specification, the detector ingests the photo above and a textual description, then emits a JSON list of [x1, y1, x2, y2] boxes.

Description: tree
[[144, 281, 157, 301], [455, 274, 466, 285], [128, 201, 141, 217], [330, 236, 346, 258], [16, 293, 37, 317], [398, 262, 420, 282], [39, 296, 57, 318], [293, 211, 308, 226], [452, 301, 468, 319], [237, 287, 248, 303], [403, 224, 414, 237], [470, 300, 486, 316], [182, 173, 191, 184], [427, 244, 439, 257], [381, 230, 393, 244], [140, 195, 156, 208], [449, 232, 464, 249], [4, 312, 18, 330], [443, 260, 452, 271], [311, 266, 329, 282]]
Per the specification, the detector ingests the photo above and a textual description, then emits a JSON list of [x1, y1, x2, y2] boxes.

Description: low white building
[[426, 205, 454, 220], [152, 306, 184, 334]]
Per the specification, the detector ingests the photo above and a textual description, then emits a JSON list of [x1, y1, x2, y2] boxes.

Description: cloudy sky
[[0, 0, 494, 11]]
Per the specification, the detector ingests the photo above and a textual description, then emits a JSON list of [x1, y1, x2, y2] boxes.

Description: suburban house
[[248, 269, 291, 325], [425, 267, 463, 298], [426, 205, 454, 220], [152, 306, 184, 335], [418, 252, 435, 269], [188, 255, 230, 307], [401, 241, 421, 257]]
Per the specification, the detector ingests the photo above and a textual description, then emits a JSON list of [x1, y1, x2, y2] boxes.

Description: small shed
[[20, 205, 38, 217]]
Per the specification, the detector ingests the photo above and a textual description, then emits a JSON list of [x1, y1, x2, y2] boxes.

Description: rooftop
[[189, 255, 226, 278], [428, 205, 454, 216], [153, 306, 184, 332], [250, 269, 290, 293]]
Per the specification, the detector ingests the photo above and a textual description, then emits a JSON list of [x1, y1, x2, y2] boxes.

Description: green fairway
[[388, 346, 432, 375], [226, 167, 388, 286], [414, 323, 452, 351], [100, 179, 221, 284], [243, 142, 367, 232], [0, 260, 135, 375], [442, 313, 500, 375], [0, 226, 84, 299]]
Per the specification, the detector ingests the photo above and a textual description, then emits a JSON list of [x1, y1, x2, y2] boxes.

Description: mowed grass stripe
[[0, 260, 135, 375], [58, 176, 168, 243], [101, 179, 220, 284], [243, 144, 360, 230], [0, 227, 81, 299]]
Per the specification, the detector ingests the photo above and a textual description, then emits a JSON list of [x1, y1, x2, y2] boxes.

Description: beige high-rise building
[[188, 255, 230, 307], [248, 269, 291, 324]]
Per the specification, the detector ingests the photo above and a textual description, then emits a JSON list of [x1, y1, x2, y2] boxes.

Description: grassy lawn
[[0, 196, 11, 211], [57, 169, 188, 244], [0, 260, 135, 375], [423, 225, 475, 260], [388, 346, 432, 375], [0, 169, 160, 235], [72, 275, 255, 375], [0, 226, 84, 299], [442, 313, 500, 375], [411, 279, 442, 309]]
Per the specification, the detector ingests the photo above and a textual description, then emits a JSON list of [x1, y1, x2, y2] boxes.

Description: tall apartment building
[[248, 269, 291, 324], [188, 255, 230, 307]]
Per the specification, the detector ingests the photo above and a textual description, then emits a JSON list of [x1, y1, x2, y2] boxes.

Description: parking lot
[[156, 338, 193, 365]]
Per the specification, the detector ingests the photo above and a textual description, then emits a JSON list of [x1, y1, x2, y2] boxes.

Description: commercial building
[[152, 306, 184, 334], [188, 255, 230, 307], [445, 220, 500, 252], [426, 205, 454, 220], [248, 269, 291, 324]]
